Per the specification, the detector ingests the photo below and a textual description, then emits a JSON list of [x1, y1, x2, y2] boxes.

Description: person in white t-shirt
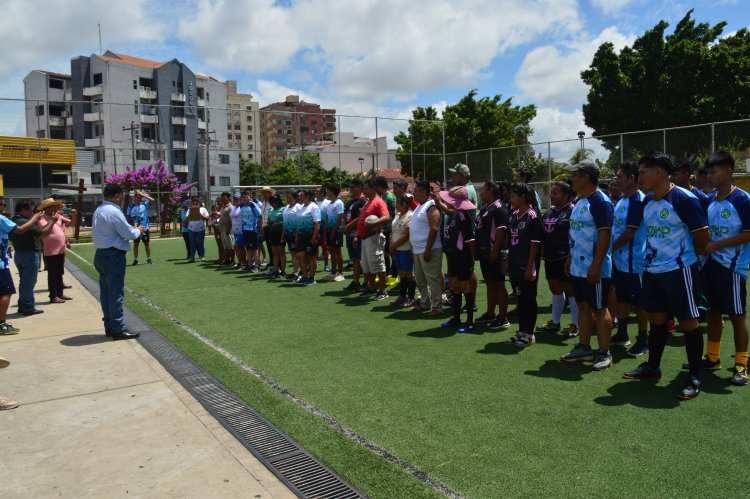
[[315, 186, 331, 273], [187, 198, 210, 262], [323, 184, 345, 282], [389, 196, 416, 307]]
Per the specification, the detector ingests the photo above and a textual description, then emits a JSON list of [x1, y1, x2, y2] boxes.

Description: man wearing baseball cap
[[560, 160, 615, 370], [446, 164, 479, 315]]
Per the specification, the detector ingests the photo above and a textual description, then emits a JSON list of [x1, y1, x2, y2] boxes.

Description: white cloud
[[515, 26, 635, 108], [179, 0, 582, 102], [0, 0, 163, 81], [591, 0, 635, 14], [529, 107, 608, 162]]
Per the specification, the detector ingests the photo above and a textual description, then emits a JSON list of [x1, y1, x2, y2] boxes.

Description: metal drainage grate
[[66, 262, 365, 499]]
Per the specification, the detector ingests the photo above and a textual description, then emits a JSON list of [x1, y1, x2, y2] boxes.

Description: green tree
[[581, 10, 750, 157], [239, 156, 267, 186], [395, 90, 536, 181]]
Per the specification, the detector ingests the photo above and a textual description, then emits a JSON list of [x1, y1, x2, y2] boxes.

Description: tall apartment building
[[260, 95, 336, 167], [225, 80, 261, 165], [24, 51, 238, 196]]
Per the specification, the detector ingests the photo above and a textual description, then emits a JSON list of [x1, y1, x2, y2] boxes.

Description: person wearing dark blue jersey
[[474, 181, 510, 330], [609, 162, 650, 356], [561, 160, 615, 370], [699, 152, 750, 385], [438, 186, 477, 333], [505, 183, 543, 347], [622, 153, 710, 400], [538, 181, 579, 338]]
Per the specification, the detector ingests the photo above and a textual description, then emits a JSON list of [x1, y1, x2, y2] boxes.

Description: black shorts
[[446, 251, 474, 281], [478, 254, 504, 282], [286, 239, 296, 252], [642, 263, 701, 321], [0, 268, 16, 296], [327, 230, 343, 248], [509, 267, 538, 298], [384, 232, 392, 253], [571, 276, 611, 311], [268, 230, 285, 247], [297, 234, 318, 256], [704, 258, 746, 316], [544, 258, 568, 281], [134, 228, 150, 244], [243, 230, 259, 250], [612, 268, 643, 306], [346, 235, 361, 261]]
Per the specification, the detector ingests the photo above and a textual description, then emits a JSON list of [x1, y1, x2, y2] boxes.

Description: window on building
[[233, 115, 240, 123], [234, 124, 240, 130], [210, 175, 215, 186], [173, 150, 187, 165], [247, 125, 253, 131], [93, 73, 103, 85], [286, 129, 292, 135], [36, 105, 45, 116], [246, 106, 252, 111], [172, 81, 176, 87], [134, 101, 138, 114], [49, 79, 64, 89], [286, 138, 291, 143], [133, 80, 137, 90], [219, 154, 229, 164], [249, 153, 254, 159], [247, 135, 252, 141], [219, 176, 230, 186], [232, 104, 240, 110], [36, 130, 46, 138], [227, 134, 232, 141], [233, 134, 239, 140], [227, 123, 232, 130], [206, 92, 209, 101], [91, 172, 102, 185], [136, 150, 150, 161], [285, 120, 292, 126]]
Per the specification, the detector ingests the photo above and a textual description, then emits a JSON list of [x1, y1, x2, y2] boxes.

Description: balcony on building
[[140, 113, 158, 124], [172, 141, 188, 149], [64, 89, 72, 101], [84, 112, 102, 122], [170, 92, 186, 103], [172, 116, 187, 126], [65, 117, 73, 126], [198, 120, 206, 130], [173, 164, 188, 173], [85, 137, 103, 147], [82, 84, 103, 97], [197, 98, 206, 107], [48, 116, 65, 127], [139, 86, 157, 100]]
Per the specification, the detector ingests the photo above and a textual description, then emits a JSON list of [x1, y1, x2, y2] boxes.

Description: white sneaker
[[334, 273, 345, 282], [264, 267, 275, 276]]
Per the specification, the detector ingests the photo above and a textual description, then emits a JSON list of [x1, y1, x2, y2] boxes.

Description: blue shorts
[[571, 276, 611, 311], [346, 235, 361, 261], [612, 268, 643, 306], [393, 249, 414, 273], [0, 268, 16, 296], [234, 232, 245, 247], [242, 230, 259, 250], [643, 263, 701, 321], [704, 258, 746, 316]]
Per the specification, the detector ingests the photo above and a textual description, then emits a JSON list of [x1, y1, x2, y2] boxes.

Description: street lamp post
[[577, 130, 585, 151], [358, 157, 364, 175]]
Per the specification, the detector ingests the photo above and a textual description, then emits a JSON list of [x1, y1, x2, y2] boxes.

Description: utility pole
[[122, 121, 138, 167]]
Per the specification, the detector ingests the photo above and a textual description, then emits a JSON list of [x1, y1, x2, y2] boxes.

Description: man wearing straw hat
[[37, 198, 72, 304]]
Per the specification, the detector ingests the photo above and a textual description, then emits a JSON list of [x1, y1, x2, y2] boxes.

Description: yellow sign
[[0, 136, 75, 166], [0, 174, 4, 196]]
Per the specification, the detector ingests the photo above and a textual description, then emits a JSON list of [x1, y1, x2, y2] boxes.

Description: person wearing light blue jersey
[[609, 162, 649, 356], [701, 152, 750, 386], [315, 186, 331, 274], [622, 152, 710, 401], [240, 190, 261, 271], [323, 184, 345, 282], [294, 190, 321, 285], [282, 191, 301, 280], [126, 190, 155, 265], [560, 160, 615, 370]]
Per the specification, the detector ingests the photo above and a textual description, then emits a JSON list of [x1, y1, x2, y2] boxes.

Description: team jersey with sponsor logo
[[127, 201, 150, 230], [708, 186, 750, 278], [643, 185, 708, 274], [508, 208, 542, 269], [569, 189, 613, 279], [475, 200, 509, 256], [612, 191, 647, 274], [541, 202, 573, 261], [296, 202, 321, 236]]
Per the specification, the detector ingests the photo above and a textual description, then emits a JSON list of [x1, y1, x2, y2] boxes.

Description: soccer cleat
[[0, 323, 20, 335], [261, 259, 268, 267], [392, 296, 406, 307], [386, 276, 399, 287], [461, 303, 478, 313], [610, 330, 631, 347], [666, 320, 677, 333], [622, 362, 662, 380], [147, 258, 153, 265], [592, 351, 613, 370], [343, 281, 359, 292], [681, 354, 721, 371], [563, 324, 579, 339], [334, 273, 345, 282], [132, 259, 139, 266], [441, 318, 461, 328], [475, 312, 496, 323], [626, 333, 649, 357], [506, 332, 536, 348], [324, 264, 331, 273], [536, 320, 560, 333], [303, 279, 317, 286], [458, 323, 476, 334], [359, 287, 375, 296], [401, 299, 415, 308], [489, 317, 511, 330], [611, 318, 618, 330], [373, 291, 389, 301], [731, 365, 749, 386], [561, 343, 594, 362], [678, 375, 701, 400]]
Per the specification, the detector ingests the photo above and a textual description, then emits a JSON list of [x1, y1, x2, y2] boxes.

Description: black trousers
[[509, 267, 538, 334], [44, 253, 65, 299], [182, 232, 191, 256]]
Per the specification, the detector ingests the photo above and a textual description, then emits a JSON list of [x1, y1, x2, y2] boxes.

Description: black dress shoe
[[111, 330, 140, 341], [20, 309, 44, 316], [105, 329, 112, 337], [62, 284, 72, 289]]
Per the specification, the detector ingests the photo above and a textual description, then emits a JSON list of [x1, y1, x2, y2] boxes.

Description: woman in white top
[[409, 181, 443, 314], [229, 194, 246, 268], [187, 198, 210, 262], [389, 196, 416, 307]]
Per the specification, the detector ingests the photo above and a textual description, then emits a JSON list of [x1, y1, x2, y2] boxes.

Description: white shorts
[[360, 233, 386, 274]]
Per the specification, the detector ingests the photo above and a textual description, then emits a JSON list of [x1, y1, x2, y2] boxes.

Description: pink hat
[[439, 186, 476, 211]]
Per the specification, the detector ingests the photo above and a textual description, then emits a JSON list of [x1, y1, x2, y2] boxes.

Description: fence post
[[465, 151, 468, 166], [620, 134, 624, 163], [547, 141, 551, 184], [442, 121, 446, 186], [374, 116, 379, 172], [490, 148, 493, 180], [662, 129, 666, 153], [711, 123, 715, 152]]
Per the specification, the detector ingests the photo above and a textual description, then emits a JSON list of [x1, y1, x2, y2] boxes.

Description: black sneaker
[[147, 258, 153, 265], [678, 375, 701, 400], [626, 333, 649, 357], [536, 320, 560, 333], [373, 291, 388, 301], [490, 317, 510, 330], [359, 288, 375, 296], [610, 330, 631, 346], [20, 309, 44, 317], [475, 312, 495, 323], [461, 303, 478, 313], [343, 282, 359, 292], [0, 322, 20, 335], [731, 365, 749, 386], [132, 259, 139, 266], [681, 354, 721, 371], [441, 318, 461, 328], [622, 362, 662, 380]]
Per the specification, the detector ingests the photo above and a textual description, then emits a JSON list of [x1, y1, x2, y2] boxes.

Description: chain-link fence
[[2, 96, 750, 213]]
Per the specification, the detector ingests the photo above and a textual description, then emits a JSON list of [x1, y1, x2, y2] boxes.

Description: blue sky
[[0, 0, 747, 155]]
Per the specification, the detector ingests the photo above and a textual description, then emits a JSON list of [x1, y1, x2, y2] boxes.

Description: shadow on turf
[[407, 326, 458, 339]]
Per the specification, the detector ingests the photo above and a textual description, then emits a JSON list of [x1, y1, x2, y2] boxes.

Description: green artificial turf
[[69, 238, 750, 498]]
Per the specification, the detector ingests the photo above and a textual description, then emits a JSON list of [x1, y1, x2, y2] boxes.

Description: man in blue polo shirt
[[622, 152, 710, 400], [701, 151, 750, 386], [561, 160, 614, 370]]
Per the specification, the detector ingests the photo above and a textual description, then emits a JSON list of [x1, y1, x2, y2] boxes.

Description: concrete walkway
[[0, 265, 295, 498]]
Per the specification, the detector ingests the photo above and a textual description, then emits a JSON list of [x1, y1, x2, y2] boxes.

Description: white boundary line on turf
[[66, 247, 462, 499]]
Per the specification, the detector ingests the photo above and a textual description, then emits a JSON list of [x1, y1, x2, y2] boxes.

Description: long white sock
[[551, 294, 565, 324], [569, 294, 579, 327]]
